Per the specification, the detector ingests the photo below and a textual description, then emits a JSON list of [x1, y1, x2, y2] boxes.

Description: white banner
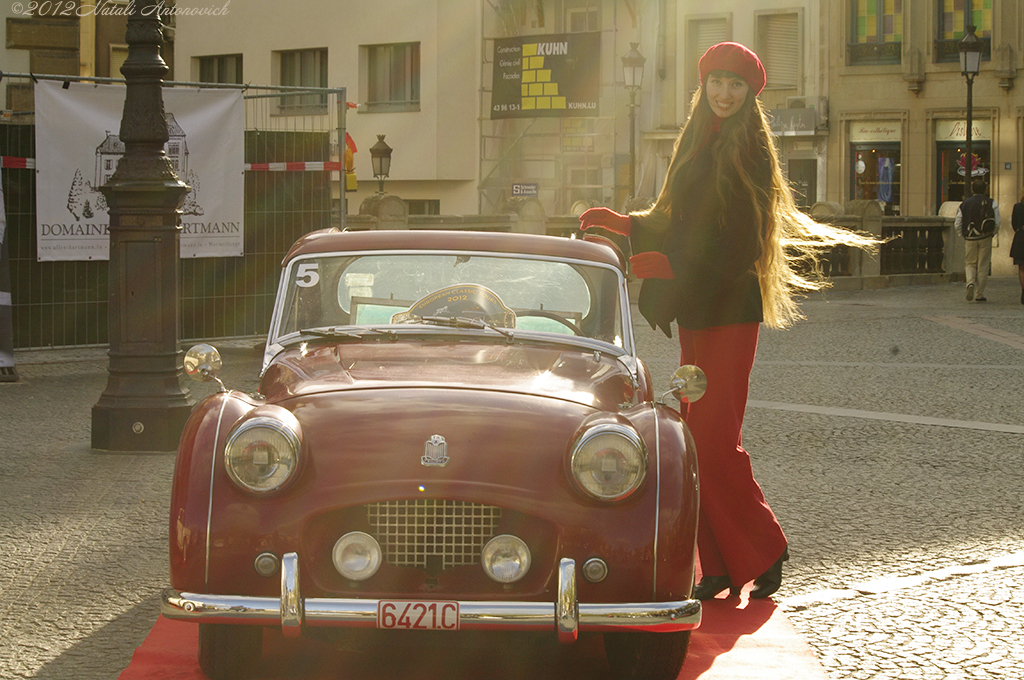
[[35, 81, 244, 261]]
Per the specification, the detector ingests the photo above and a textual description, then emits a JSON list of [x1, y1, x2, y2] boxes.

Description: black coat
[[1010, 202, 1024, 261], [630, 133, 765, 336]]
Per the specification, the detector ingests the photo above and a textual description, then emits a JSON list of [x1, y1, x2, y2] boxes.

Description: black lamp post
[[370, 134, 393, 194], [621, 43, 646, 199], [959, 24, 982, 199], [92, 2, 193, 451]]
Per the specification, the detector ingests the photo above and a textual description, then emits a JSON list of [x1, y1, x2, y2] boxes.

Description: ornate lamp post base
[[91, 3, 194, 452]]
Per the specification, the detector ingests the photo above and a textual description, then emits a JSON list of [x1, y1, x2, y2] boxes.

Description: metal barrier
[[0, 74, 345, 350]]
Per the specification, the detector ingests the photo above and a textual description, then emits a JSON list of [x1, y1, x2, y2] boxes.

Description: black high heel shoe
[[693, 575, 741, 600], [749, 548, 790, 599]]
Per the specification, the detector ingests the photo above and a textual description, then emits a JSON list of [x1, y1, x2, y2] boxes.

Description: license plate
[[377, 600, 460, 631]]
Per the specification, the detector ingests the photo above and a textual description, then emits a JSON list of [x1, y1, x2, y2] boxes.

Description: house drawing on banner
[[68, 112, 203, 220]]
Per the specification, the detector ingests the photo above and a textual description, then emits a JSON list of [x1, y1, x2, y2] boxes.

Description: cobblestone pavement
[[2, 278, 1023, 679], [636, 277, 1024, 680]]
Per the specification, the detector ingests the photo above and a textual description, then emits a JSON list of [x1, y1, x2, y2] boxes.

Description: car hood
[[260, 340, 636, 410]]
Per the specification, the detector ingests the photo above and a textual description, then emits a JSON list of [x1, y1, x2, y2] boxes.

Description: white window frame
[[362, 42, 420, 113], [196, 54, 243, 85], [275, 48, 329, 114]]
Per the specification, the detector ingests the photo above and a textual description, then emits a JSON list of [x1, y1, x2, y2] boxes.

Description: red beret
[[699, 42, 766, 95]]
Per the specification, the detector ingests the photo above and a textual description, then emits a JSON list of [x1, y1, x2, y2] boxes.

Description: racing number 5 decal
[[296, 262, 320, 288]]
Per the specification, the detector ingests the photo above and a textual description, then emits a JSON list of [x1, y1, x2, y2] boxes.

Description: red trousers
[[678, 323, 787, 586]]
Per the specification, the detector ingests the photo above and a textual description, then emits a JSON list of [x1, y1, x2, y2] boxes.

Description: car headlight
[[481, 535, 531, 583], [224, 416, 301, 493], [569, 424, 647, 501]]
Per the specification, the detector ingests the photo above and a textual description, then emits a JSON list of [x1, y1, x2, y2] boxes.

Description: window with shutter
[[687, 17, 730, 93], [759, 13, 799, 89]]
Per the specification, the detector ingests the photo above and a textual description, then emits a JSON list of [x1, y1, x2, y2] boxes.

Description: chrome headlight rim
[[223, 415, 302, 495], [569, 422, 648, 502], [332, 531, 383, 581], [480, 534, 532, 584]]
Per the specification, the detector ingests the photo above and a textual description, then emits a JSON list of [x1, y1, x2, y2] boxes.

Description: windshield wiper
[[300, 327, 362, 339], [420, 315, 514, 341], [298, 326, 397, 341]]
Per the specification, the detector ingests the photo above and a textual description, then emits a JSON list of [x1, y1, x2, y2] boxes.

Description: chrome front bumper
[[162, 554, 701, 644]]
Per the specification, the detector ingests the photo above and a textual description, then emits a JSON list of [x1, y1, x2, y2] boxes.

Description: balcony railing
[[934, 37, 991, 64], [848, 41, 902, 66]]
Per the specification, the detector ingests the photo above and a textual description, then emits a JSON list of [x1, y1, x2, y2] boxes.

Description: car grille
[[365, 499, 501, 572]]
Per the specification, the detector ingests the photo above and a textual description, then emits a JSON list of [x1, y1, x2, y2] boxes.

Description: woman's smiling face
[[705, 72, 750, 118]]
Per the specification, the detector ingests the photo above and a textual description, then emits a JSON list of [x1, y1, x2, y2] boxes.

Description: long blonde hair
[[633, 84, 876, 329]]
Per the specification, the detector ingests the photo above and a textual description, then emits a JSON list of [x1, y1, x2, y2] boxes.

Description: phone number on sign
[[10, 1, 231, 17]]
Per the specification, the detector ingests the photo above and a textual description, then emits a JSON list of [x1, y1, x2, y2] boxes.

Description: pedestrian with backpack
[[956, 178, 1000, 302]]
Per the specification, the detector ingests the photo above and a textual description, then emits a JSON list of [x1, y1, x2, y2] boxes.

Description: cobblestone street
[[1, 278, 1022, 678], [637, 277, 1024, 680]]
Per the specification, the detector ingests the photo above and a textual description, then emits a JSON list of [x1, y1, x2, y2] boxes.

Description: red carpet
[[119, 590, 826, 679]]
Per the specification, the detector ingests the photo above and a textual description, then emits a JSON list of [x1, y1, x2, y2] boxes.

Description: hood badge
[[422, 435, 450, 467]]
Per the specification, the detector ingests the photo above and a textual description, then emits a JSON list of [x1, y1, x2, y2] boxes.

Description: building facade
[[173, 0, 482, 217], [6, 1, 1022, 271], [822, 0, 1021, 275]]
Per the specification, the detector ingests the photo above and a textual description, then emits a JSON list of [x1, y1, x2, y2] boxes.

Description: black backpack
[[963, 196, 996, 240]]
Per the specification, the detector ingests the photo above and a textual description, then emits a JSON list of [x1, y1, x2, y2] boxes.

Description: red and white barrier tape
[[1, 156, 35, 169], [0, 157, 348, 172]]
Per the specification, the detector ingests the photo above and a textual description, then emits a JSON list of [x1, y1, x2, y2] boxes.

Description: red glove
[[579, 207, 631, 236], [629, 251, 674, 279]]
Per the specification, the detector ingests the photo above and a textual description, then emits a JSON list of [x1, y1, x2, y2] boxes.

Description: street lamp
[[92, 1, 193, 451], [959, 24, 982, 199], [369, 134, 393, 194], [621, 43, 646, 199]]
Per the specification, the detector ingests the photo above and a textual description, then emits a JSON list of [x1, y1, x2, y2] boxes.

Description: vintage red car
[[162, 228, 705, 679]]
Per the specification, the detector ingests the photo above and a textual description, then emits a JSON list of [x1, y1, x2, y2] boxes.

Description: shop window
[[935, 0, 992, 64], [848, 0, 902, 65], [788, 159, 817, 210], [851, 144, 901, 215], [936, 141, 990, 209]]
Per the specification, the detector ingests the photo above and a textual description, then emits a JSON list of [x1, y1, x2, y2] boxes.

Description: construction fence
[[0, 74, 346, 350]]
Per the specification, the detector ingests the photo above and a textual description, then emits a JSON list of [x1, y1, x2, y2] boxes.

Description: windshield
[[272, 251, 627, 349]]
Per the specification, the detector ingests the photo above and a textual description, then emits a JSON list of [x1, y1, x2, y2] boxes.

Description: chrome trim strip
[[556, 558, 578, 643], [280, 552, 303, 637], [161, 586, 701, 636], [162, 589, 700, 633], [204, 396, 231, 588], [652, 409, 661, 601]]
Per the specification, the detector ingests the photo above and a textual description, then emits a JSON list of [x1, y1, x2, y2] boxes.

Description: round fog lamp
[[253, 552, 280, 577], [481, 534, 531, 584], [332, 531, 382, 581], [582, 557, 608, 583]]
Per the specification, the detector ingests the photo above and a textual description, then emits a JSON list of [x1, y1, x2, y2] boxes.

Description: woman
[[580, 42, 874, 600], [1010, 187, 1024, 304]]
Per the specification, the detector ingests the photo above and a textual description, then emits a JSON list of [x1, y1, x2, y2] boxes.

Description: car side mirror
[[184, 344, 225, 391], [663, 365, 707, 404]]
